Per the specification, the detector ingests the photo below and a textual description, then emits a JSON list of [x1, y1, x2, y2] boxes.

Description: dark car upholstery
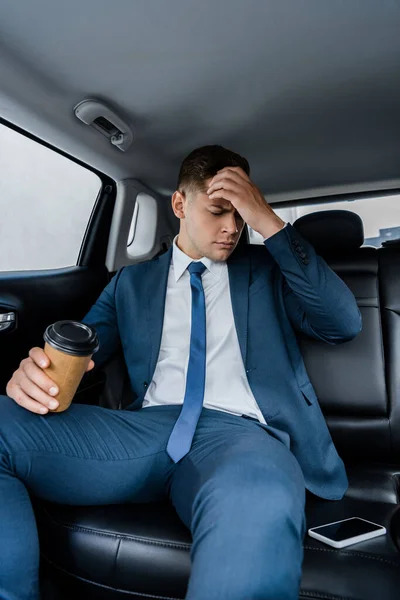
[[34, 211, 400, 600]]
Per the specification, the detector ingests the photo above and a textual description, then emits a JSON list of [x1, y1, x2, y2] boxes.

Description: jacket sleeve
[[264, 223, 362, 345], [81, 268, 124, 369]]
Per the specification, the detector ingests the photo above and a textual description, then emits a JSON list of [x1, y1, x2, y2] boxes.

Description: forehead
[[193, 184, 233, 210], [199, 195, 233, 210]]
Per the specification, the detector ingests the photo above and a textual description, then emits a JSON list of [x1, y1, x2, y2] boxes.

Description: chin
[[210, 245, 235, 261]]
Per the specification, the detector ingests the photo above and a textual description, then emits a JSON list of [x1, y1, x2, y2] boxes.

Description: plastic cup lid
[[43, 321, 99, 357]]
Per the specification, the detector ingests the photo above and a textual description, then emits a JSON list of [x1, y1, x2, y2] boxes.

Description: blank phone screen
[[312, 518, 383, 541]]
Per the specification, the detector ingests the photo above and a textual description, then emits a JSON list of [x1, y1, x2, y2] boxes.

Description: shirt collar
[[172, 235, 225, 282]]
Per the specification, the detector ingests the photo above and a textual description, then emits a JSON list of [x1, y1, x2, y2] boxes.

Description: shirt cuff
[[263, 222, 288, 243]]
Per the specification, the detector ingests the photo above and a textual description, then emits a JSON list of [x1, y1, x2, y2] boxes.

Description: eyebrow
[[209, 203, 241, 215], [208, 204, 241, 217], [209, 203, 233, 211]]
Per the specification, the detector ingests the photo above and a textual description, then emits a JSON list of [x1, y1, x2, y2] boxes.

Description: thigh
[[168, 409, 306, 530], [0, 396, 179, 505]]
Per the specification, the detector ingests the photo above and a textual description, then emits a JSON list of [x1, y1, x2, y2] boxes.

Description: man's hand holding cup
[[6, 321, 98, 415]]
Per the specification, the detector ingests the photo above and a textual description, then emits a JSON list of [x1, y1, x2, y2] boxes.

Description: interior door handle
[[0, 312, 16, 332]]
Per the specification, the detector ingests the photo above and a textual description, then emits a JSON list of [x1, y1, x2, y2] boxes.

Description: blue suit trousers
[[0, 396, 306, 600]]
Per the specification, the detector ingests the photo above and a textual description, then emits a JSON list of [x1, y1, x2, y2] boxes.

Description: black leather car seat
[[295, 210, 400, 599]]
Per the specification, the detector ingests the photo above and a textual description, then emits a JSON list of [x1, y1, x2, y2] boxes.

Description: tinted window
[[248, 193, 400, 247], [0, 125, 101, 271]]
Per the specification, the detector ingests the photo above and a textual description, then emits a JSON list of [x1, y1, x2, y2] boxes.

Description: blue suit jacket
[[83, 223, 362, 500]]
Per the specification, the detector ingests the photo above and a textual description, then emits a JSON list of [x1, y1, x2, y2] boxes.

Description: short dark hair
[[177, 145, 250, 195]]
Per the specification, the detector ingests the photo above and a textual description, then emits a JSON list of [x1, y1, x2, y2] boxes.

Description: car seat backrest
[[293, 210, 400, 465], [378, 245, 400, 459]]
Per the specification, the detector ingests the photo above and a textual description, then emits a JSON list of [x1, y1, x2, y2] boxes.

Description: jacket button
[[303, 258, 310, 265], [143, 382, 148, 389]]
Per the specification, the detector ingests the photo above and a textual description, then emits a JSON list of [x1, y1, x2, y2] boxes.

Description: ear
[[172, 190, 187, 219]]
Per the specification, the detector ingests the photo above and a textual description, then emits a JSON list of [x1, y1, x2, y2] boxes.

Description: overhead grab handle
[[73, 99, 134, 152]]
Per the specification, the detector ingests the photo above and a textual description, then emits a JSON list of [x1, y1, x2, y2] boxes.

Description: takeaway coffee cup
[[43, 320, 99, 412]]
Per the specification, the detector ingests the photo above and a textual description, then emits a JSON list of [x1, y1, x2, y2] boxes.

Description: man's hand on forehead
[[206, 166, 285, 239]]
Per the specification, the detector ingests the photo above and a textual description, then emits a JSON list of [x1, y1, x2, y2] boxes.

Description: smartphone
[[308, 517, 386, 548]]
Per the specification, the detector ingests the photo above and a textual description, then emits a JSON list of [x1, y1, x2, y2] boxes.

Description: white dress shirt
[[141, 235, 271, 423]]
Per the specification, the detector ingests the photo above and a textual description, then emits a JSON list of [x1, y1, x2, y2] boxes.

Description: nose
[[221, 213, 238, 235]]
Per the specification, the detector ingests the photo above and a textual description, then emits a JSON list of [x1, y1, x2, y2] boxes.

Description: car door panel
[[0, 266, 109, 393]]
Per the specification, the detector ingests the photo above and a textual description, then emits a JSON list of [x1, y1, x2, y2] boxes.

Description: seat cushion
[[303, 494, 400, 600], [345, 465, 400, 504], [34, 499, 192, 599], [34, 471, 400, 600]]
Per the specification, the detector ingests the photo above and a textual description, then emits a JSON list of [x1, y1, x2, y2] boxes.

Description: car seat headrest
[[293, 210, 364, 254]]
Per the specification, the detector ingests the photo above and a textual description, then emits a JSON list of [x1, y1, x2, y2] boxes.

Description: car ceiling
[[0, 0, 399, 200]]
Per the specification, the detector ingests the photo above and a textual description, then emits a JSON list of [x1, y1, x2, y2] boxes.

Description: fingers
[[207, 178, 241, 197], [5, 348, 60, 414], [17, 372, 59, 410], [29, 346, 50, 369], [207, 171, 251, 196], [86, 359, 95, 372], [208, 173, 245, 191], [6, 346, 95, 415], [207, 188, 239, 205], [30, 347, 94, 373], [212, 166, 251, 185], [219, 166, 251, 180], [12, 385, 51, 415], [23, 357, 58, 398]]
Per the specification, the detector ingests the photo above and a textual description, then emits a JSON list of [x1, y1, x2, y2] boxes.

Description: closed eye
[[209, 209, 243, 220]]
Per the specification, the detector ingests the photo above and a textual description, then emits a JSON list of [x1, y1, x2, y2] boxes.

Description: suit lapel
[[227, 248, 250, 367], [145, 247, 173, 382]]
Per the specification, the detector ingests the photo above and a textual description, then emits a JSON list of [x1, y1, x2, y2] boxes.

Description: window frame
[[268, 188, 400, 211], [0, 117, 116, 270], [248, 188, 400, 247]]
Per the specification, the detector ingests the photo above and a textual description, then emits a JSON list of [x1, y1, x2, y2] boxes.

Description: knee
[[215, 452, 304, 500], [190, 458, 306, 581], [194, 456, 305, 529]]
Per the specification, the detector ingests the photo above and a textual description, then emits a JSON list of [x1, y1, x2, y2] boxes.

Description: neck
[[176, 232, 202, 260]]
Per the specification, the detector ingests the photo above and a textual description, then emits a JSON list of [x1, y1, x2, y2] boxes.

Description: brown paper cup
[[43, 342, 92, 412]]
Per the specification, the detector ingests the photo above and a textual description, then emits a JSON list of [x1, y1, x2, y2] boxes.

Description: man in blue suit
[[1, 145, 361, 600]]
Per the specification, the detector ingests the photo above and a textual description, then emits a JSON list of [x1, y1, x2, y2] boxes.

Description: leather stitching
[[384, 307, 400, 316], [300, 592, 359, 600], [42, 555, 183, 599], [304, 545, 400, 568], [40, 506, 191, 550], [49, 522, 191, 550]]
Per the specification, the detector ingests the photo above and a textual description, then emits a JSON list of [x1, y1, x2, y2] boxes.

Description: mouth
[[215, 242, 235, 248]]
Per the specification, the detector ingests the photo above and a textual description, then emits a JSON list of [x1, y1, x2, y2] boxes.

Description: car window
[[248, 193, 400, 248], [0, 124, 102, 271]]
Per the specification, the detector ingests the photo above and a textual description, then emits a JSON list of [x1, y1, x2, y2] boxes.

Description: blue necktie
[[166, 261, 207, 463]]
